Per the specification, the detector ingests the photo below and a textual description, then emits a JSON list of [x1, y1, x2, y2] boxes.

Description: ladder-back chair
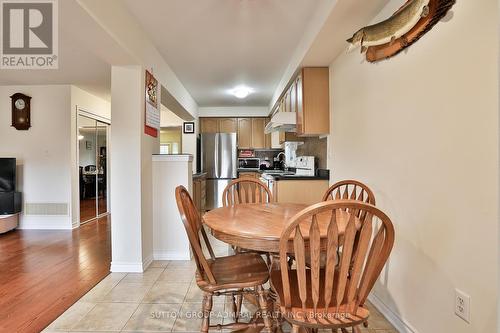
[[322, 180, 376, 205], [175, 186, 272, 333], [271, 200, 394, 332], [222, 178, 273, 207]]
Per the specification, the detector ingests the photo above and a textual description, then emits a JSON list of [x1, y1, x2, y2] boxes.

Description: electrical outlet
[[455, 289, 470, 323]]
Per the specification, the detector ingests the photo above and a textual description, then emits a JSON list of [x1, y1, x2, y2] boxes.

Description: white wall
[[0, 85, 72, 229], [328, 1, 498, 332], [110, 66, 159, 272], [198, 106, 269, 117]]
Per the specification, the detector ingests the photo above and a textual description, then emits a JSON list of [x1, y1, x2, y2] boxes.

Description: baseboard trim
[[110, 261, 145, 273], [142, 254, 154, 271], [153, 250, 191, 261], [18, 222, 73, 230], [368, 293, 419, 333]]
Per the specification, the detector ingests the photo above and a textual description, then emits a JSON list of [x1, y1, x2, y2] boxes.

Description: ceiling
[[0, 1, 389, 107], [123, 0, 329, 107]]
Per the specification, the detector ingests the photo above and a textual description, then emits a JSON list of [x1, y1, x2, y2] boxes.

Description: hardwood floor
[[0, 216, 111, 333], [80, 197, 107, 223]]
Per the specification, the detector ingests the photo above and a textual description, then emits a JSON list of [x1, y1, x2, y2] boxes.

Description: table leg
[[231, 253, 281, 333]]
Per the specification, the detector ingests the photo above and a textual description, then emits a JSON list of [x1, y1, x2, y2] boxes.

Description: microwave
[[238, 158, 260, 170]]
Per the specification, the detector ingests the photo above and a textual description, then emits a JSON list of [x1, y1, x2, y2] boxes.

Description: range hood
[[264, 111, 296, 134]]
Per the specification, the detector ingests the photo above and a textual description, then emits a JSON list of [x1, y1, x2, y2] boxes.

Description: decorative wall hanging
[[346, 0, 455, 62], [145, 70, 161, 138], [10, 93, 31, 130], [183, 122, 195, 134]]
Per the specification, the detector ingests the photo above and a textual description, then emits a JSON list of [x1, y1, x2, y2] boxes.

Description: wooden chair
[[175, 186, 273, 333], [222, 178, 273, 258], [271, 200, 394, 333], [322, 180, 376, 205], [222, 178, 273, 207]]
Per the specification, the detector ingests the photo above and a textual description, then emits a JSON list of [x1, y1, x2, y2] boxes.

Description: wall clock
[[10, 93, 31, 130]]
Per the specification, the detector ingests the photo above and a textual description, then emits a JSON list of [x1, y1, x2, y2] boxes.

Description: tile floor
[[44, 236, 397, 333]]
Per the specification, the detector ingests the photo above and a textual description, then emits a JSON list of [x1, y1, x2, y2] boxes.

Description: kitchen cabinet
[[265, 117, 272, 148], [200, 118, 218, 133], [273, 179, 328, 205], [295, 67, 329, 136], [279, 131, 300, 145], [237, 118, 252, 148], [193, 174, 206, 215], [200, 117, 271, 149], [270, 67, 329, 137], [218, 118, 238, 133], [251, 118, 266, 149], [239, 172, 259, 178], [200, 118, 238, 133]]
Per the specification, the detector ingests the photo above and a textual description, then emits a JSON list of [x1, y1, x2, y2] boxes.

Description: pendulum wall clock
[[10, 93, 31, 130]]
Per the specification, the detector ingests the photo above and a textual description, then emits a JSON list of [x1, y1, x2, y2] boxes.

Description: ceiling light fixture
[[78, 135, 84, 140], [229, 85, 254, 99]]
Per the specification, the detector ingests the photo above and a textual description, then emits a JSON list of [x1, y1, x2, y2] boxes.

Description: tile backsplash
[[254, 149, 283, 162], [296, 136, 327, 169]]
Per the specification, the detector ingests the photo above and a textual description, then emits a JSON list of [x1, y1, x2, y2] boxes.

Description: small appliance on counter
[[238, 157, 260, 171], [294, 156, 315, 176], [259, 158, 272, 170]]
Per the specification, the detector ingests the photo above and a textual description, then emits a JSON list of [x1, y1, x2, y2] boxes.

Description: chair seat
[[196, 252, 269, 292], [271, 270, 369, 328]]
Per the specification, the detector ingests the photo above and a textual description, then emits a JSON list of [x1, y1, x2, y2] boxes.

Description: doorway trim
[[76, 107, 111, 226]]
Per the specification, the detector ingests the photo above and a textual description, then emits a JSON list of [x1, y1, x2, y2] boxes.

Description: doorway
[[78, 114, 109, 224], [160, 126, 182, 154]]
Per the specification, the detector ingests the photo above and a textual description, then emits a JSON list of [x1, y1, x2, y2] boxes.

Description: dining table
[[203, 202, 357, 254], [202, 202, 358, 333]]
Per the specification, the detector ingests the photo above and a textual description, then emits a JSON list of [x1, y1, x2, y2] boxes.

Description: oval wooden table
[[203, 203, 357, 333], [203, 202, 356, 253]]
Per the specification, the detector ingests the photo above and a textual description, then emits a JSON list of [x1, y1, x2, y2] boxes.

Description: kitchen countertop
[[262, 174, 329, 181], [237, 168, 261, 172], [261, 168, 330, 181], [237, 169, 330, 181]]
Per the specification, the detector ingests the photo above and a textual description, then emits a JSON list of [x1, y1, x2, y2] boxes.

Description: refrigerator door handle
[[214, 134, 220, 178]]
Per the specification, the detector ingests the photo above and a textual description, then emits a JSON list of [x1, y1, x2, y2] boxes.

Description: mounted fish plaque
[[346, 0, 456, 62]]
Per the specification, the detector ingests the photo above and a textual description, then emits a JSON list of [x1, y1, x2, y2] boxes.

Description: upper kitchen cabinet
[[237, 118, 252, 148], [265, 117, 272, 148], [200, 117, 238, 133], [200, 118, 219, 133], [200, 117, 271, 149], [251, 118, 266, 149], [270, 67, 329, 137], [218, 118, 238, 133], [296, 67, 329, 136]]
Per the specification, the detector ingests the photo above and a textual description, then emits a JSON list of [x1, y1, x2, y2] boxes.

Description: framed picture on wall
[[183, 122, 195, 134]]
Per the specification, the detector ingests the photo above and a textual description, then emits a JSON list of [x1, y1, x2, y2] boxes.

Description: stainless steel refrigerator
[[201, 133, 237, 210]]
